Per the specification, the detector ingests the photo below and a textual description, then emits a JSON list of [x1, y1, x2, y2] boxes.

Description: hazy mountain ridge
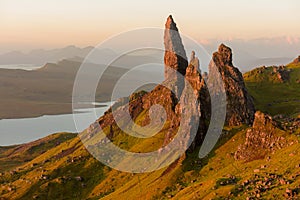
[[1, 36, 299, 72], [0, 46, 95, 65], [0, 58, 161, 119]]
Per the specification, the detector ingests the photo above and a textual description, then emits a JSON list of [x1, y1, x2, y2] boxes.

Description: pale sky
[[1, 0, 300, 52]]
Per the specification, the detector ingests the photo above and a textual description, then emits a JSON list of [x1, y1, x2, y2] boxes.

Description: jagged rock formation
[[164, 15, 188, 80], [91, 16, 209, 152], [234, 111, 287, 161], [208, 44, 255, 126], [177, 51, 210, 149], [88, 18, 256, 158]]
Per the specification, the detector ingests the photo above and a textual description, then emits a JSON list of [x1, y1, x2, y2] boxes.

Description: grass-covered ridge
[[244, 63, 300, 117]]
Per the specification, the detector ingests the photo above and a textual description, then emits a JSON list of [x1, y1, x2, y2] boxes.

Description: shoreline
[[0, 103, 108, 120]]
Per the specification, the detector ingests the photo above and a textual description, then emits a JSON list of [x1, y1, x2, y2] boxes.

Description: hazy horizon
[[1, 0, 300, 54]]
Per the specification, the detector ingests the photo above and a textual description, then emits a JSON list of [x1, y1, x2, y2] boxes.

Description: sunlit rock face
[[208, 44, 255, 126]]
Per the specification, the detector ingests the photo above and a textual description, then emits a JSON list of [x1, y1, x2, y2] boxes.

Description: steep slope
[[0, 133, 76, 173]]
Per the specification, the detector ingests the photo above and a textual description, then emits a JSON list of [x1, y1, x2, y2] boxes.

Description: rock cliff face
[[208, 44, 255, 126], [177, 51, 210, 149], [234, 111, 287, 161], [164, 15, 188, 80], [91, 16, 256, 155]]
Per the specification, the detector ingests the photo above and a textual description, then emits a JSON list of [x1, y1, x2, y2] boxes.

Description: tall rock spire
[[164, 15, 188, 80], [208, 44, 255, 126], [178, 51, 211, 149]]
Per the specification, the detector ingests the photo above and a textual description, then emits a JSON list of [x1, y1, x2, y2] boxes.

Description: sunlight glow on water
[[0, 64, 41, 71], [0, 102, 112, 146]]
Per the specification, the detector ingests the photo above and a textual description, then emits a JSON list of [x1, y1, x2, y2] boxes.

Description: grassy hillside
[[0, 122, 299, 199], [0, 63, 299, 199], [244, 63, 300, 117], [0, 133, 76, 173]]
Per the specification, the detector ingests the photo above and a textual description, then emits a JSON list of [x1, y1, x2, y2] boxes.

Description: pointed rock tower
[[208, 44, 255, 126], [164, 15, 188, 80], [178, 51, 210, 149], [88, 16, 257, 165]]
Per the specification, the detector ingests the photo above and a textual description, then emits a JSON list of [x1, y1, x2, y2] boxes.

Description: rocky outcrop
[[177, 52, 210, 149], [244, 65, 291, 83], [234, 111, 287, 161], [293, 55, 300, 64], [272, 66, 290, 82], [89, 17, 257, 158], [164, 15, 188, 80], [208, 44, 255, 126]]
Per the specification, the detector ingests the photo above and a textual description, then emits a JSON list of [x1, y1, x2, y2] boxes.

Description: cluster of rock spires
[[92, 15, 256, 153], [162, 15, 255, 143]]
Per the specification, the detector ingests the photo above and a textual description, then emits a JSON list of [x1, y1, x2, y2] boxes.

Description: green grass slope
[[0, 63, 299, 199], [0, 132, 76, 173], [244, 63, 300, 117], [0, 123, 299, 199]]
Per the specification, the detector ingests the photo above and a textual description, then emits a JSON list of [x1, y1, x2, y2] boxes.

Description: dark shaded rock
[[142, 84, 179, 131], [208, 44, 255, 126], [202, 72, 208, 82], [273, 66, 290, 82]]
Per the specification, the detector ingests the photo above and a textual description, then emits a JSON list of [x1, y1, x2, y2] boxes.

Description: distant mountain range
[[1, 36, 299, 72], [0, 46, 115, 66]]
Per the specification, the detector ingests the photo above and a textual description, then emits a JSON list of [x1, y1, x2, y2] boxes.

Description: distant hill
[[0, 58, 161, 119], [0, 46, 114, 66], [236, 57, 293, 72], [244, 59, 300, 117], [0, 59, 124, 119]]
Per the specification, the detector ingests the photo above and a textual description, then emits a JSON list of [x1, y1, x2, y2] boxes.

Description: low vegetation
[[0, 63, 299, 199]]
